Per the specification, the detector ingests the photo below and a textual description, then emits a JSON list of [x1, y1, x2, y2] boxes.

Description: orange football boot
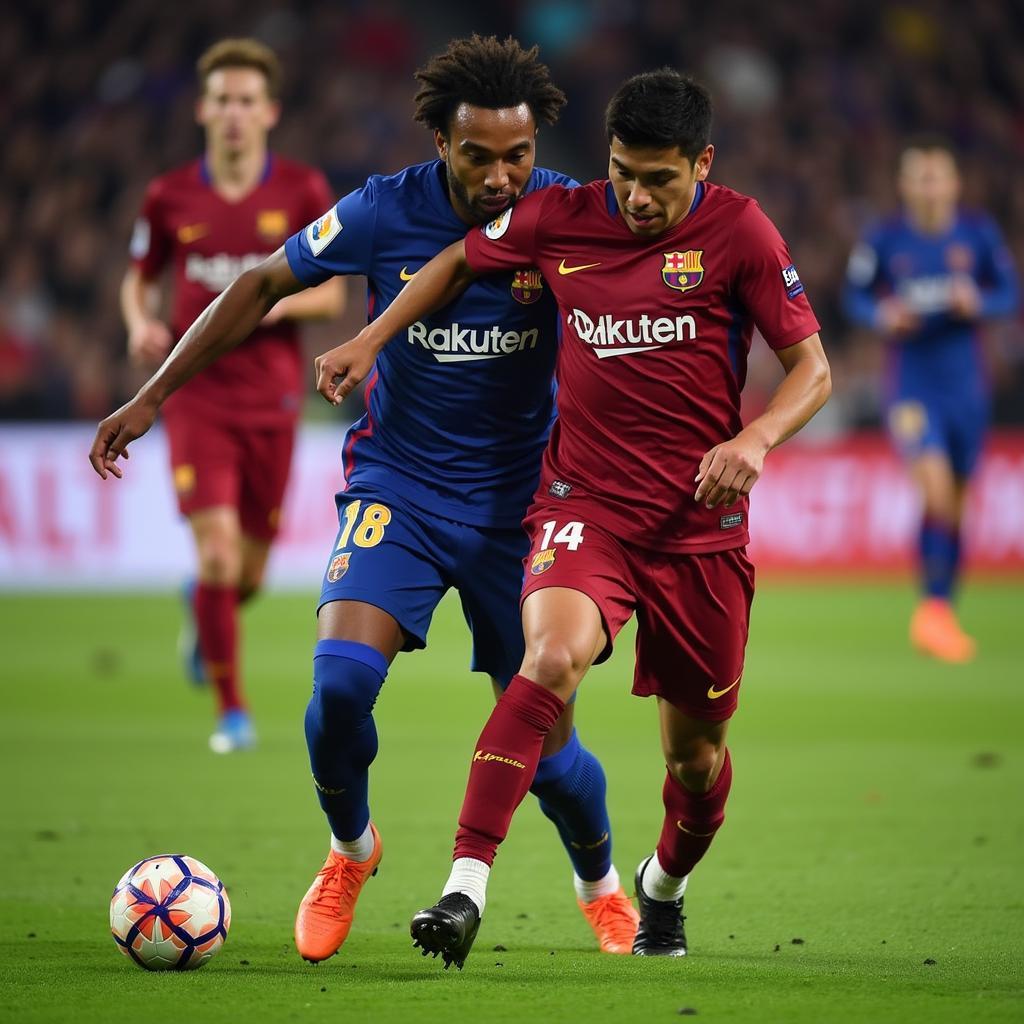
[[577, 886, 640, 954], [910, 598, 976, 663], [295, 825, 383, 962]]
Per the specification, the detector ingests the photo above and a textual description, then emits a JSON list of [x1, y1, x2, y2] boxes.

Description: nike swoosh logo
[[676, 821, 717, 837], [593, 347, 664, 359], [177, 223, 209, 244], [558, 259, 601, 275], [707, 675, 741, 700], [399, 266, 418, 281]]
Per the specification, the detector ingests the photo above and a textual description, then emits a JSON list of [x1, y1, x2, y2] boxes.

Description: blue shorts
[[887, 391, 988, 479], [318, 486, 528, 684]]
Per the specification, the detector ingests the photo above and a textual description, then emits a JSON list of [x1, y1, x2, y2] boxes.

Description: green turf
[[1, 581, 1022, 1023]]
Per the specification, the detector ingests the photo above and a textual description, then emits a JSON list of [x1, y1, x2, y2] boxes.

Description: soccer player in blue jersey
[[89, 35, 635, 963], [845, 138, 1018, 662]]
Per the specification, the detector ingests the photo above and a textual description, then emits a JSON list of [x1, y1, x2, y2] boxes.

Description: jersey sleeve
[[843, 224, 888, 329], [730, 201, 821, 349], [529, 166, 580, 190], [975, 216, 1019, 319], [129, 180, 172, 279], [463, 189, 553, 274], [284, 178, 379, 286]]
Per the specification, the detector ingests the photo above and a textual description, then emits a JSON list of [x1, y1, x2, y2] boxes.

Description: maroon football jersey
[[131, 156, 333, 425], [464, 180, 821, 553]]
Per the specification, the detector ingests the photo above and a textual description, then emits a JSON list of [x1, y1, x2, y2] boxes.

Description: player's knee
[[196, 544, 241, 586], [523, 637, 589, 690], [310, 642, 388, 733], [665, 740, 722, 794]]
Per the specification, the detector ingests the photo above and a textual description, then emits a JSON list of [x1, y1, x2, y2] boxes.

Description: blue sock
[[920, 519, 959, 599], [949, 531, 963, 598], [304, 639, 388, 841], [530, 729, 613, 883]]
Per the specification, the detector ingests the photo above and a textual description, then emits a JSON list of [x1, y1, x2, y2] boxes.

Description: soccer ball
[[109, 854, 231, 970]]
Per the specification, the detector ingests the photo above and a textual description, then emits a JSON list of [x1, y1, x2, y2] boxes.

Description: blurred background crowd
[[2, 0, 1022, 429]]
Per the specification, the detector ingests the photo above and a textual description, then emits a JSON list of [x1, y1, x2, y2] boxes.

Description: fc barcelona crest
[[511, 268, 543, 304], [662, 250, 704, 293], [531, 548, 556, 575], [327, 552, 350, 583], [257, 209, 289, 241]]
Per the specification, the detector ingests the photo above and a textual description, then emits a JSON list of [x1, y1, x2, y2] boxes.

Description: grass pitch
[[1, 581, 1022, 1023]]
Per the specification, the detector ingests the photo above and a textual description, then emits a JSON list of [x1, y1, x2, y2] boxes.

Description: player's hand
[[127, 320, 174, 366], [314, 333, 378, 406], [948, 276, 981, 319], [877, 297, 919, 335], [694, 428, 770, 509], [88, 393, 160, 480]]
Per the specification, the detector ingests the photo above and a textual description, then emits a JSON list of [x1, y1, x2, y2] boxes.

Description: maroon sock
[[194, 583, 242, 713], [656, 749, 733, 879], [453, 675, 566, 866]]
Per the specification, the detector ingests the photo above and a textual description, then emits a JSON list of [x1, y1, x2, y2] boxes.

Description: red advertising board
[[749, 433, 1024, 573]]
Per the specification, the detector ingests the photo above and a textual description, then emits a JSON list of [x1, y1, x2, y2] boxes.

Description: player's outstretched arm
[[695, 333, 831, 508], [89, 248, 306, 480], [314, 239, 478, 405]]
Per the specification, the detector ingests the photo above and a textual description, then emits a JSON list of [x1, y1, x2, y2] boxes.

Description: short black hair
[[605, 69, 712, 162], [413, 35, 566, 136]]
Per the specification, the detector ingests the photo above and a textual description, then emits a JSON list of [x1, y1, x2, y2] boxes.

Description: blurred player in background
[[316, 68, 831, 968], [92, 36, 633, 965], [845, 138, 1018, 662], [121, 39, 344, 751]]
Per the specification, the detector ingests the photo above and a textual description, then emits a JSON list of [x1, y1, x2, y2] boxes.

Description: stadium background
[[2, 0, 1023, 584], [1, 3, 1022, 1023]]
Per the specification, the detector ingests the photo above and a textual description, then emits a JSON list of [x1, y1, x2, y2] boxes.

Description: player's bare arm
[[695, 333, 831, 508], [261, 276, 346, 326], [120, 266, 174, 366], [314, 238, 478, 405], [90, 247, 305, 480]]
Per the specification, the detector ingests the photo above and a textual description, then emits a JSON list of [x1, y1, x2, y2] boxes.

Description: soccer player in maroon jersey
[[121, 39, 344, 752], [315, 68, 831, 967]]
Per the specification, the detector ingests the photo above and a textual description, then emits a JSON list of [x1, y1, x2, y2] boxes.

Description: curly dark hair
[[413, 35, 566, 136], [605, 69, 713, 163]]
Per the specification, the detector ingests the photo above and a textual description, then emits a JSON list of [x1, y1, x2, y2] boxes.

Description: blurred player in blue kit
[[90, 36, 635, 964], [845, 138, 1018, 662]]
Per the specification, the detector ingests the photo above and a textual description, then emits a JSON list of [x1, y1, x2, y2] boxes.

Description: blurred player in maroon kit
[[122, 39, 344, 752], [315, 69, 831, 966]]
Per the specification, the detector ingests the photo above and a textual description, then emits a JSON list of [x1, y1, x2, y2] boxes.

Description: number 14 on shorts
[[531, 520, 585, 576], [540, 520, 585, 550]]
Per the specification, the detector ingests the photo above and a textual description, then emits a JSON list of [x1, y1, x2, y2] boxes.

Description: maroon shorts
[[520, 505, 755, 721], [163, 410, 296, 541]]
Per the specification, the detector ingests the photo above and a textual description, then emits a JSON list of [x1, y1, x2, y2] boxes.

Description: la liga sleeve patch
[[306, 207, 342, 256], [483, 206, 513, 240], [129, 218, 150, 259]]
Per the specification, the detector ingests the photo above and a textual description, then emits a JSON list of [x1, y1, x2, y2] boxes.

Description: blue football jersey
[[844, 210, 1018, 401], [285, 160, 575, 528]]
